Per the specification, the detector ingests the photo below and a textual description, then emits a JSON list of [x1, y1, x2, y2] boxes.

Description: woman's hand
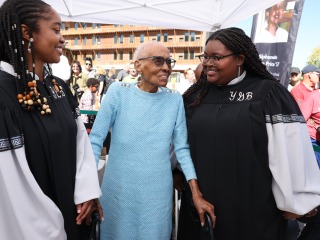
[[189, 179, 216, 227], [282, 208, 318, 220], [75, 198, 104, 225]]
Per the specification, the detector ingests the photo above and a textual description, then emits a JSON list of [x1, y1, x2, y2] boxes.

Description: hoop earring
[[238, 65, 241, 77], [27, 38, 33, 53]]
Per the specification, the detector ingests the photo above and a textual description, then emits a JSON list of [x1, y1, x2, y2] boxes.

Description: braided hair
[[183, 27, 277, 107], [0, 0, 51, 96]]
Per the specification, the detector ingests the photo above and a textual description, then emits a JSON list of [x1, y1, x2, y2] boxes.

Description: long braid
[[1, 0, 51, 91], [0, 0, 52, 113], [184, 27, 277, 107]]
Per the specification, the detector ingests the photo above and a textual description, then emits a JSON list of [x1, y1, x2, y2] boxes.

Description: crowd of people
[[1, 0, 320, 240]]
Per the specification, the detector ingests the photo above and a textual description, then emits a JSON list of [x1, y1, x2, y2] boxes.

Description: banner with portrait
[[251, 0, 305, 88]]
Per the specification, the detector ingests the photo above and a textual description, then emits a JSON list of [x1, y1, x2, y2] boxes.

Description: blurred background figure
[[194, 63, 204, 82], [122, 62, 140, 83], [288, 67, 301, 91], [291, 64, 320, 106], [67, 60, 88, 102], [116, 63, 129, 81], [95, 66, 107, 104], [79, 78, 100, 124], [51, 55, 71, 81], [175, 68, 195, 94], [83, 57, 96, 78]]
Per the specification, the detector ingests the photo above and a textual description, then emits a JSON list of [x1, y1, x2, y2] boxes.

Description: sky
[[232, 0, 319, 70]]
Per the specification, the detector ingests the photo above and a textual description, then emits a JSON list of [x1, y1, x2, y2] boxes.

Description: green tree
[[307, 47, 320, 67]]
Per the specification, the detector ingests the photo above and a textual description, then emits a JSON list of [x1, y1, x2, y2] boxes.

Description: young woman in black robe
[[0, 0, 102, 239], [177, 27, 320, 240]]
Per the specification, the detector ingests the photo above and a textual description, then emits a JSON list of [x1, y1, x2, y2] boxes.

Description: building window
[[129, 51, 133, 60], [140, 34, 144, 43], [92, 36, 95, 44], [113, 52, 117, 60], [184, 32, 189, 41], [163, 33, 168, 42], [184, 50, 188, 60], [83, 37, 86, 45], [97, 36, 101, 44], [157, 33, 161, 42], [114, 35, 118, 44], [74, 37, 78, 45], [83, 23, 87, 29], [92, 23, 96, 29], [191, 32, 195, 42], [130, 34, 134, 43], [61, 23, 65, 30], [97, 52, 101, 61], [114, 24, 118, 27], [120, 52, 123, 60], [190, 50, 195, 59], [74, 22, 78, 30], [97, 24, 101, 29], [120, 34, 124, 44]]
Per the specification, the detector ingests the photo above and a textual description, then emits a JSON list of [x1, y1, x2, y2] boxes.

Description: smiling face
[[203, 40, 244, 85], [267, 1, 285, 26], [72, 63, 81, 74], [135, 44, 172, 92], [30, 8, 65, 65]]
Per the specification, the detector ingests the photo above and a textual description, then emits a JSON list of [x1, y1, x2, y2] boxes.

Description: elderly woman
[[89, 42, 214, 240], [177, 27, 320, 240]]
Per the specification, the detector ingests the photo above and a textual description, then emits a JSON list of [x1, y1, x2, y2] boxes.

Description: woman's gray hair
[[134, 42, 170, 60]]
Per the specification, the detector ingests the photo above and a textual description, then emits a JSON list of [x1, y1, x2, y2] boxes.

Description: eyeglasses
[[197, 53, 236, 63], [138, 56, 176, 69], [85, 62, 92, 66]]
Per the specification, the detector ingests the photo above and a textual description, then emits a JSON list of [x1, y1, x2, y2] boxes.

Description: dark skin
[[20, 7, 103, 225], [203, 38, 318, 221], [135, 43, 216, 226]]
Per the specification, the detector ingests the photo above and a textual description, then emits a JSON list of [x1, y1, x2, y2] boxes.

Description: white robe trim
[[74, 117, 102, 204], [0, 147, 67, 240], [267, 121, 320, 215]]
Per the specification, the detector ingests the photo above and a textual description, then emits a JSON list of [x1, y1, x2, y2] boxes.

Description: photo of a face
[[254, 0, 296, 43]]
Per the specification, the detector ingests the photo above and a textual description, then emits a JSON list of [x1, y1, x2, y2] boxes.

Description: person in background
[[291, 64, 320, 106], [95, 66, 107, 103], [194, 63, 204, 81], [176, 27, 320, 240], [0, 0, 102, 239], [288, 67, 301, 92], [83, 57, 96, 78], [175, 68, 195, 94], [89, 42, 215, 240], [67, 60, 88, 102], [115, 63, 129, 81], [79, 78, 100, 124], [122, 62, 140, 83], [104, 67, 117, 94]]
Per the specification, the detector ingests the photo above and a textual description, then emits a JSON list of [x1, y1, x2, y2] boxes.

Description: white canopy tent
[[0, 0, 282, 31]]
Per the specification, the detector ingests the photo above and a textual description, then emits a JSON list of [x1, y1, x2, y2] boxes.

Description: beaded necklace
[[17, 64, 63, 115]]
